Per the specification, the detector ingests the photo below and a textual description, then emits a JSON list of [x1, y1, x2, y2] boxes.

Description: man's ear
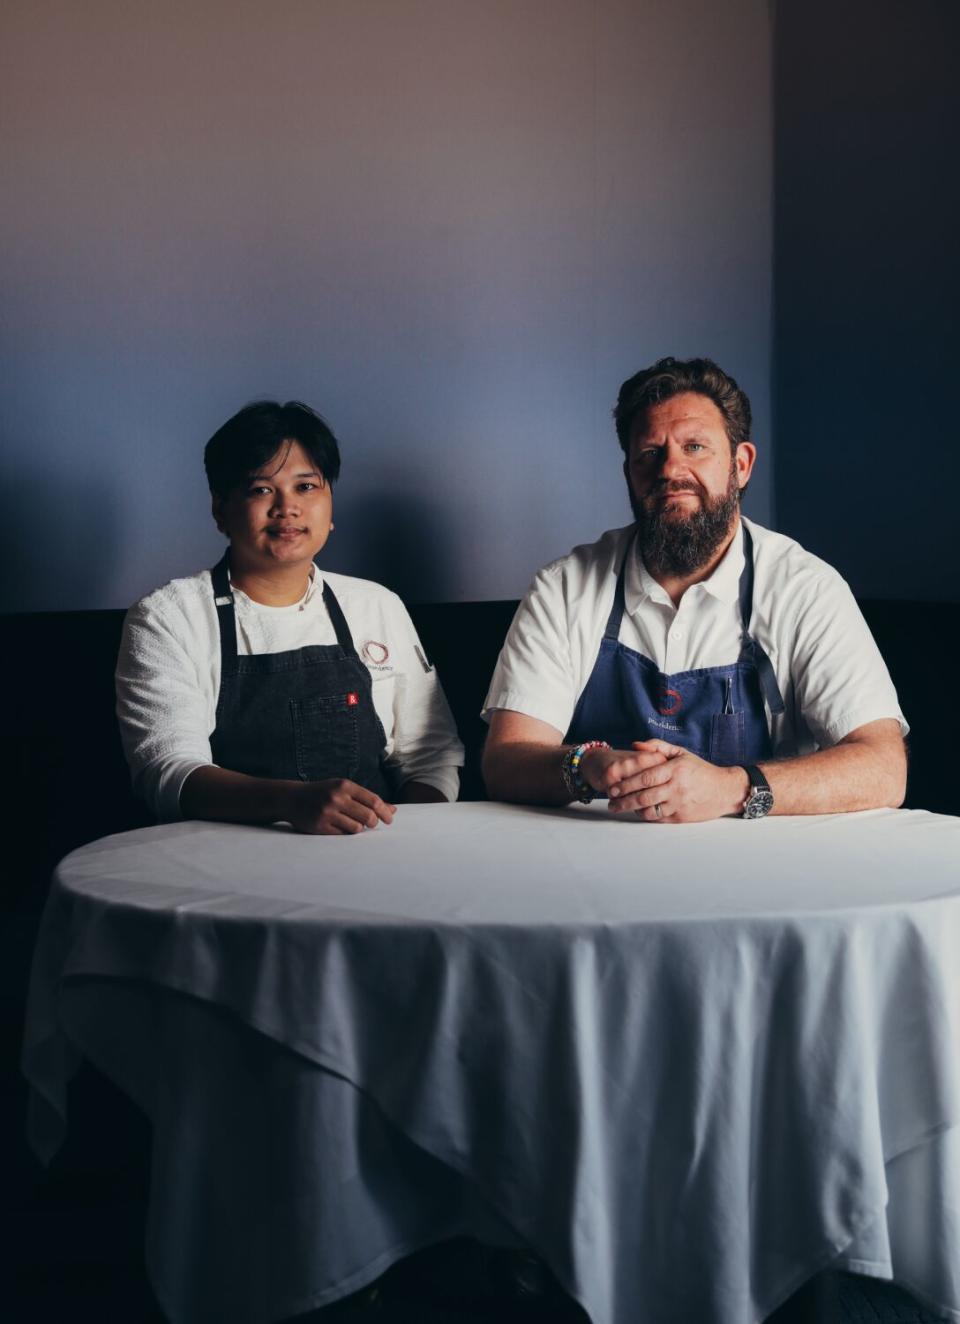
[[735, 441, 757, 490]]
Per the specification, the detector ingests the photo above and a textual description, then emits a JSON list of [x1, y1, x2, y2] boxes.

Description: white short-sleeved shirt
[[117, 567, 464, 820], [482, 519, 908, 754]]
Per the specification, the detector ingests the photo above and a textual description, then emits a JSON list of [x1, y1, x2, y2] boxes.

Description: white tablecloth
[[23, 803, 960, 1324]]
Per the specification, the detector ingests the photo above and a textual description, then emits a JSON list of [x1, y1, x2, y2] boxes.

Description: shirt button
[[672, 628, 684, 640]]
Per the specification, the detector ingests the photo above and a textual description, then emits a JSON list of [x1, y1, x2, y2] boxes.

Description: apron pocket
[[291, 694, 360, 782], [709, 711, 745, 766]]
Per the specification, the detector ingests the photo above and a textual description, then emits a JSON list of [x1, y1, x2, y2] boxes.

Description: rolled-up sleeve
[[786, 568, 909, 747], [481, 564, 579, 734], [115, 601, 215, 821]]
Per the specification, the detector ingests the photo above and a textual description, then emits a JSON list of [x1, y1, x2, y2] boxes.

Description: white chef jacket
[[117, 566, 464, 820], [482, 518, 908, 754]]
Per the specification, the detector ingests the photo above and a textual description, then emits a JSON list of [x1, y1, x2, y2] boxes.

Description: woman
[[116, 401, 463, 834]]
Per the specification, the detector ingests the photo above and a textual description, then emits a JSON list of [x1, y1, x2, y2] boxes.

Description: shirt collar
[[303, 562, 323, 604], [624, 519, 746, 612]]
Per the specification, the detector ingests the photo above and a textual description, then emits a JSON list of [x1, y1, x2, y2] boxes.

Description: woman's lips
[[267, 526, 306, 539]]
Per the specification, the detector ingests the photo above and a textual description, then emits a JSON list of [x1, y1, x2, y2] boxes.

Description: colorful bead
[[561, 740, 611, 803]]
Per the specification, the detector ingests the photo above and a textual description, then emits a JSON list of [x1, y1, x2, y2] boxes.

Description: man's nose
[[659, 442, 688, 477]]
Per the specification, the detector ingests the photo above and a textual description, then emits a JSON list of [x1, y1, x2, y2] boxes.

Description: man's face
[[624, 392, 756, 577]]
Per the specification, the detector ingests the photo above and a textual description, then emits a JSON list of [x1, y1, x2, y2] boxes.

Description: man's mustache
[[647, 480, 705, 499]]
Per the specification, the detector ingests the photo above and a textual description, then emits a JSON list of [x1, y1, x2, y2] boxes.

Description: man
[[482, 357, 906, 821]]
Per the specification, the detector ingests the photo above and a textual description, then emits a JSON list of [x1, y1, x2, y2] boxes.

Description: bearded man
[[481, 356, 907, 821]]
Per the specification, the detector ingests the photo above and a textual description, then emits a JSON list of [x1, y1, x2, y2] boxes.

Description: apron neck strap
[[209, 558, 355, 662], [607, 526, 753, 643], [738, 523, 786, 715], [320, 580, 356, 653], [210, 554, 238, 667], [602, 539, 632, 641], [607, 524, 786, 719], [738, 521, 756, 634]]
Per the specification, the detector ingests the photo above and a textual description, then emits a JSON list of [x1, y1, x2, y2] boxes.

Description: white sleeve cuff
[[821, 707, 910, 747], [481, 690, 572, 736], [397, 765, 461, 803]]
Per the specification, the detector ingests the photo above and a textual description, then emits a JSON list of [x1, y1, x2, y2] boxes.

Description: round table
[[23, 802, 960, 1324]]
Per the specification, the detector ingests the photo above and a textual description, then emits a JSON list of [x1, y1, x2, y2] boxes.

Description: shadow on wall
[[322, 489, 462, 605], [0, 463, 123, 613]]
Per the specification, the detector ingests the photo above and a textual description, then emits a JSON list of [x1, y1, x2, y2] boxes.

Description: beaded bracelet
[[561, 741, 610, 803]]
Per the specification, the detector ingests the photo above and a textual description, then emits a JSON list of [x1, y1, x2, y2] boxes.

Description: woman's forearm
[[180, 765, 299, 824]]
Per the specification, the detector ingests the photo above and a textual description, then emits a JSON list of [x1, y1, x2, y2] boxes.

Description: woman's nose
[[270, 491, 300, 517]]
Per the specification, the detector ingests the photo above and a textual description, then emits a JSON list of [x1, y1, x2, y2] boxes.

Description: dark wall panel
[[774, 0, 958, 602]]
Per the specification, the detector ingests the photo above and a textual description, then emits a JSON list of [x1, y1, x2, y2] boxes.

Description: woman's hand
[[181, 765, 395, 834], [287, 779, 396, 835]]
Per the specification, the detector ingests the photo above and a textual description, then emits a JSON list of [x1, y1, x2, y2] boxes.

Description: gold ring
[[654, 802, 662, 819]]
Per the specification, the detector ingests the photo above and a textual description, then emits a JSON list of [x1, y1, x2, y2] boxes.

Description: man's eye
[[248, 486, 271, 496], [634, 449, 658, 463], [297, 482, 319, 492], [684, 443, 705, 453]]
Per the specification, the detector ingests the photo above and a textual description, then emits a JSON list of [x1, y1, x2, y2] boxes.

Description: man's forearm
[[482, 741, 574, 806], [760, 731, 907, 816]]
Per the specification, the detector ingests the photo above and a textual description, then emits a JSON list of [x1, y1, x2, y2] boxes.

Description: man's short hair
[[614, 357, 752, 455], [204, 401, 342, 497]]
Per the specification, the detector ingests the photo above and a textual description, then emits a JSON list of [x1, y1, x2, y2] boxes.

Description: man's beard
[[632, 464, 741, 578]]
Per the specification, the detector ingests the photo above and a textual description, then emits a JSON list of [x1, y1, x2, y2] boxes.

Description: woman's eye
[[248, 486, 271, 496], [297, 482, 318, 492]]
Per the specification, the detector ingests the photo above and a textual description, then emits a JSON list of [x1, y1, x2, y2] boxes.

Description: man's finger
[[609, 791, 673, 819], [595, 750, 668, 790], [631, 740, 685, 759], [610, 789, 669, 815], [608, 762, 675, 799], [637, 801, 675, 822]]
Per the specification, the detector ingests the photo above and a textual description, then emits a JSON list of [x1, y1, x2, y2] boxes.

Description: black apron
[[209, 555, 391, 797]]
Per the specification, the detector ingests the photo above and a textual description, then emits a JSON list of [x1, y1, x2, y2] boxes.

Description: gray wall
[[1, 0, 772, 612], [774, 0, 958, 603]]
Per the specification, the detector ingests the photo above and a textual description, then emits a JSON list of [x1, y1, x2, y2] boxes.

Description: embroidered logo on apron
[[658, 688, 683, 716]]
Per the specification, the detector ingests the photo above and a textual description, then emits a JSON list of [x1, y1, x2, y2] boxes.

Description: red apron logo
[[362, 640, 389, 665], [658, 688, 683, 716], [346, 692, 359, 707]]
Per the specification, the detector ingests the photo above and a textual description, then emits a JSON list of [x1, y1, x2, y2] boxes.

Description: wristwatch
[[740, 765, 774, 819]]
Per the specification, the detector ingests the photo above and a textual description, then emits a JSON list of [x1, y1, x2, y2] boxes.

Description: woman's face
[[213, 440, 334, 576]]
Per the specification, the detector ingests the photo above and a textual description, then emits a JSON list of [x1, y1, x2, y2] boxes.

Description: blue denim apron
[[208, 555, 391, 797], [565, 525, 784, 766]]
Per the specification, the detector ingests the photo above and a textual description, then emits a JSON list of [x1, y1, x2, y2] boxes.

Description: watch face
[[744, 789, 774, 819]]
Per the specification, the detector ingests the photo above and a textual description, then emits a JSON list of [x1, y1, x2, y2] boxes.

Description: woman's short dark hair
[[614, 357, 752, 454], [204, 401, 342, 497]]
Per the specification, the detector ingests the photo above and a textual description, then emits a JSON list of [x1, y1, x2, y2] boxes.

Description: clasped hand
[[580, 741, 746, 823]]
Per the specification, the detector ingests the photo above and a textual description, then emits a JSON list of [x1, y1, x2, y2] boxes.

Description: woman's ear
[[211, 494, 226, 535]]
